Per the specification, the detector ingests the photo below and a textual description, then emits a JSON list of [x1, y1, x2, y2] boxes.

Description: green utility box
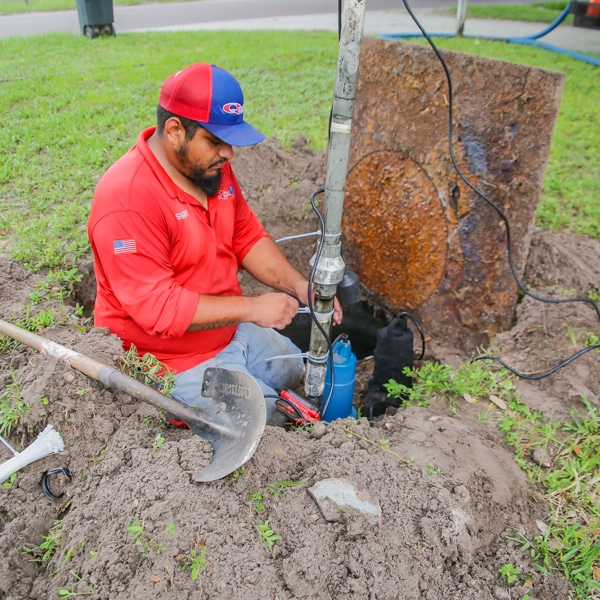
[[76, 0, 116, 38]]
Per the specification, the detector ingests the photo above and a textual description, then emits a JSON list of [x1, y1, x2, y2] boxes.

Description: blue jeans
[[171, 323, 304, 424]]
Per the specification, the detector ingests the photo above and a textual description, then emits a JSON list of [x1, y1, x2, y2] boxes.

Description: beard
[[176, 141, 223, 197], [191, 169, 222, 197]]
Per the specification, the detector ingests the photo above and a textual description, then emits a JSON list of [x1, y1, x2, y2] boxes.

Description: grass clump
[[117, 343, 176, 396], [23, 519, 64, 565], [499, 396, 600, 599], [384, 360, 517, 411], [0, 368, 30, 437]]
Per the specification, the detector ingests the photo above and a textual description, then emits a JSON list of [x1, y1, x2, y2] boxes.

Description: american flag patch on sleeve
[[113, 239, 137, 254]]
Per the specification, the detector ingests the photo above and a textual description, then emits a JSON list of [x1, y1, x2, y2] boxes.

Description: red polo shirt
[[88, 127, 269, 372]]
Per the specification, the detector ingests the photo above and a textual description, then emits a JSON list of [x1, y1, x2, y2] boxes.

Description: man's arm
[[241, 237, 343, 325], [188, 238, 304, 331], [241, 237, 310, 304], [187, 292, 299, 331], [188, 236, 342, 331]]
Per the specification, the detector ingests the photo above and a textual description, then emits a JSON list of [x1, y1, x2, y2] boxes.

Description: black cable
[[474, 346, 600, 380], [399, 311, 425, 361], [399, 0, 600, 379]]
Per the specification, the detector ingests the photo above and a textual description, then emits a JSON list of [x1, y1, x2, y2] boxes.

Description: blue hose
[[380, 1, 600, 67]]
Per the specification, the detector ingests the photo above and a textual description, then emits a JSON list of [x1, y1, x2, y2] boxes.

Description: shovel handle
[[0, 319, 212, 430]]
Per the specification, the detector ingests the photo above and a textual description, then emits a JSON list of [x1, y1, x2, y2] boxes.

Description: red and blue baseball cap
[[158, 63, 265, 147]]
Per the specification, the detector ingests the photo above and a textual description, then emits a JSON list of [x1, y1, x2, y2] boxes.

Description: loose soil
[[0, 138, 599, 600]]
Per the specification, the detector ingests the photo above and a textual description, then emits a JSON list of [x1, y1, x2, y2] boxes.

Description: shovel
[[0, 319, 266, 482]]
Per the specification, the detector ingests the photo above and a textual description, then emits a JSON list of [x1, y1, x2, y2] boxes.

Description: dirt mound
[[0, 138, 598, 600]]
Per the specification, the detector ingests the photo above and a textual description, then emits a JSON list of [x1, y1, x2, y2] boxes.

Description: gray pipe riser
[[304, 362, 328, 404], [304, 0, 366, 401]]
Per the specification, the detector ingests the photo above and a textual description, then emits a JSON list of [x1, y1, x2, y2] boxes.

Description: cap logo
[[222, 102, 243, 115]]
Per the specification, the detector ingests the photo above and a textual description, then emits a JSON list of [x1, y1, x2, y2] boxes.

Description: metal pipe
[[456, 0, 468, 36], [304, 0, 366, 403]]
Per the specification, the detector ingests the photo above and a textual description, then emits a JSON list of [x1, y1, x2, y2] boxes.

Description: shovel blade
[[186, 368, 266, 482]]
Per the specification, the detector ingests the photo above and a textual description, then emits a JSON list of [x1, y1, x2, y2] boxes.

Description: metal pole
[[456, 0, 468, 36], [304, 0, 367, 404]]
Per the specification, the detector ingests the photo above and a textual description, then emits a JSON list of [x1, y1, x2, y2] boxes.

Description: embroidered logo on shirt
[[113, 239, 137, 254], [217, 185, 235, 200], [176, 209, 189, 220]]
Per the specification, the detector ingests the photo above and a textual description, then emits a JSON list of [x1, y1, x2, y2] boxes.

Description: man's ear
[[163, 116, 185, 144]]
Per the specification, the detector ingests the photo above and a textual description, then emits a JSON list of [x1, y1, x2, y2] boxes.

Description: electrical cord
[[399, 311, 425, 361], [397, 0, 600, 379], [474, 345, 600, 380]]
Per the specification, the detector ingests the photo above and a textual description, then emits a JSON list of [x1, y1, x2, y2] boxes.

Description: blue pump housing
[[322, 337, 357, 422]]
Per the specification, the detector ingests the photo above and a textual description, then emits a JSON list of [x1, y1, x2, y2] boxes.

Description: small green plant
[[255, 520, 281, 552], [248, 478, 309, 513], [248, 489, 266, 513], [140, 413, 167, 428], [584, 331, 599, 348], [0, 333, 19, 354], [51, 540, 86, 578], [229, 466, 246, 481], [118, 344, 176, 396], [92, 449, 107, 465], [57, 571, 93, 597], [425, 463, 442, 476], [0, 367, 30, 437], [17, 305, 55, 332], [23, 520, 64, 565], [177, 540, 208, 581], [152, 433, 165, 452], [565, 323, 580, 347], [125, 517, 176, 557], [2, 472, 17, 488], [499, 562, 521, 584]]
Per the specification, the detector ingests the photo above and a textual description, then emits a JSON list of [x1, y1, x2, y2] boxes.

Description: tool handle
[[0, 318, 205, 428]]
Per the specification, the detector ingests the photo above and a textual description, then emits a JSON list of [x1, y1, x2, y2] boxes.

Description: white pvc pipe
[[0, 424, 65, 484]]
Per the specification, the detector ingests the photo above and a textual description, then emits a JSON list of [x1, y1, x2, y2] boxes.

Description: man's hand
[[188, 292, 299, 331], [250, 293, 299, 329], [292, 280, 343, 326]]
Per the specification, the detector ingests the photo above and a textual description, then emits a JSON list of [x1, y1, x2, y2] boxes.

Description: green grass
[[0, 30, 598, 275], [438, 1, 574, 24], [0, 31, 338, 270], [498, 396, 600, 599]]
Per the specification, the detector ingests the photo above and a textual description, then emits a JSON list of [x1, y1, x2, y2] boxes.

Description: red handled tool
[[276, 390, 321, 424]]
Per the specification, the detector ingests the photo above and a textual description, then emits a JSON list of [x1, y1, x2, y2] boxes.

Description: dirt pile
[[0, 138, 598, 600]]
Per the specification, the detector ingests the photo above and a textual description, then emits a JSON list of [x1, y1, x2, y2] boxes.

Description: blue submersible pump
[[322, 335, 357, 422]]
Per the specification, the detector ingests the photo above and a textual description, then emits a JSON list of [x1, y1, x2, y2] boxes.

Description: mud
[[0, 137, 598, 600]]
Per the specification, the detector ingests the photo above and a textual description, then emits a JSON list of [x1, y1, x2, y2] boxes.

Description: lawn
[[1, 27, 598, 273]]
